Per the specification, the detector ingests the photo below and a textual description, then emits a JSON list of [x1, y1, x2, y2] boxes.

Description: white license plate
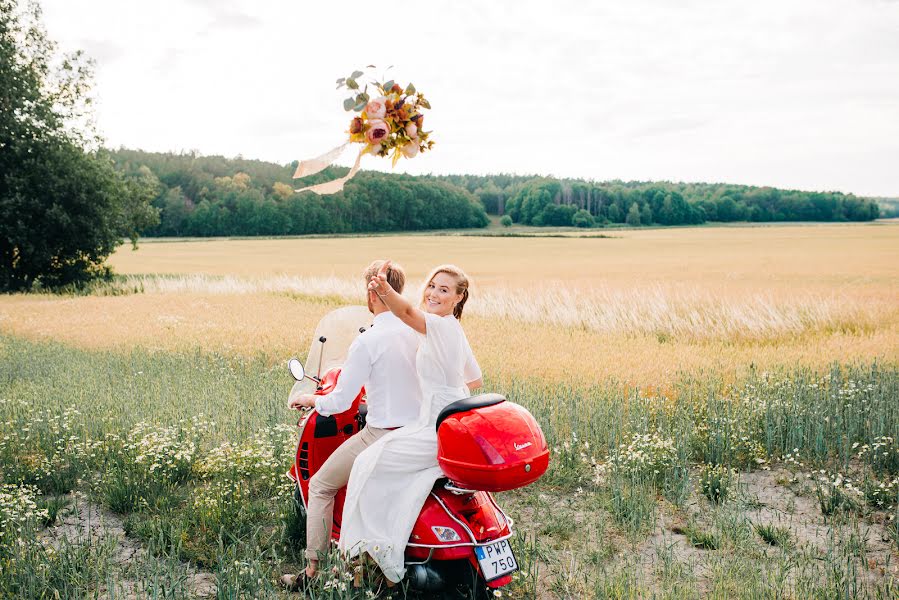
[[474, 539, 518, 581]]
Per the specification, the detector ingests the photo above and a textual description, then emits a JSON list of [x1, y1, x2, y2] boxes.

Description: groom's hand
[[288, 394, 317, 410]]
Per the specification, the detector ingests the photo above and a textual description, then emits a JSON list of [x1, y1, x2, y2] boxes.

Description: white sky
[[40, 0, 899, 197]]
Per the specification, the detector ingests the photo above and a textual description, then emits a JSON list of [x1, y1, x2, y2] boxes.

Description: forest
[[110, 149, 881, 237]]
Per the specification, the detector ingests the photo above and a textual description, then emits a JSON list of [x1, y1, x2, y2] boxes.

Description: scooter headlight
[[431, 526, 462, 542]]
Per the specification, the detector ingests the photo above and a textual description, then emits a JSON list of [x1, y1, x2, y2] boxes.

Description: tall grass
[[1, 336, 897, 597], [75, 273, 885, 342]]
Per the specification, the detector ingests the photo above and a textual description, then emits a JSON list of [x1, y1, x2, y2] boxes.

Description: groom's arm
[[314, 338, 372, 416]]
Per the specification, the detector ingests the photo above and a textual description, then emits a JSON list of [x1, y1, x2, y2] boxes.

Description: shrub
[[862, 476, 898, 510], [698, 463, 737, 504], [101, 419, 211, 513], [814, 471, 863, 517], [606, 432, 678, 485], [0, 484, 48, 552], [500, 215, 513, 227], [572, 209, 595, 228], [857, 436, 899, 477]]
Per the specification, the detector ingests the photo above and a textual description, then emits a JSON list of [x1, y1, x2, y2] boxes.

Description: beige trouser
[[305, 425, 393, 561]]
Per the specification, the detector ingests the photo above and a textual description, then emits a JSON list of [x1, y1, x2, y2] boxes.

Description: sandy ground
[[39, 493, 217, 599]]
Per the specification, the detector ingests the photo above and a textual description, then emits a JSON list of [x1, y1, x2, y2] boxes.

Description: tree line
[[111, 150, 489, 237], [428, 175, 881, 227], [115, 152, 881, 240]]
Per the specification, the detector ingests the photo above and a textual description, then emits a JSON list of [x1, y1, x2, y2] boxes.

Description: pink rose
[[401, 142, 419, 158], [365, 119, 390, 145], [365, 97, 387, 119], [405, 122, 418, 139]]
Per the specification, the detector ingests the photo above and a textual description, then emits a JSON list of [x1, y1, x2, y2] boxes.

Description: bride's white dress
[[338, 312, 481, 582]]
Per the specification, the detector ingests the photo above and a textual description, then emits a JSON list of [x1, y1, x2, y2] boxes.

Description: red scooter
[[286, 306, 549, 595]]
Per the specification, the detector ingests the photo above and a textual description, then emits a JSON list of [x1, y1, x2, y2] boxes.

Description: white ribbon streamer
[[293, 142, 365, 195]]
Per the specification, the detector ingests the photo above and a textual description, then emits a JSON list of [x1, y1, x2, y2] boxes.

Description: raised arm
[[369, 260, 427, 334]]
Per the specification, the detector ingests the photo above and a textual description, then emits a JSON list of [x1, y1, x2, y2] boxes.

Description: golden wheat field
[[1, 223, 897, 385]]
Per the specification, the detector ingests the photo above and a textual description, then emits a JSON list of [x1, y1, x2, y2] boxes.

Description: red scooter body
[[286, 307, 548, 593]]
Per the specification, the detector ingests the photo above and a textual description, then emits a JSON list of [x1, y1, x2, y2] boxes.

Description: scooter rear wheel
[[436, 560, 492, 600]]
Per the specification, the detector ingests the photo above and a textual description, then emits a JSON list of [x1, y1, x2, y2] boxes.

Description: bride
[[339, 261, 482, 583]]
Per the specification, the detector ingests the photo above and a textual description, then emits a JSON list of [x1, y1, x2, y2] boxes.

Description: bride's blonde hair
[[420, 264, 470, 320]]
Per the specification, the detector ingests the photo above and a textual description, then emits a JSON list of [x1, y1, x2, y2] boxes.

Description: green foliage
[[111, 149, 489, 236], [572, 208, 595, 228], [442, 174, 880, 229], [680, 523, 720, 550], [626, 202, 642, 226], [0, 1, 158, 291], [815, 472, 862, 517], [755, 523, 792, 547], [605, 473, 657, 537], [475, 181, 505, 215], [607, 203, 622, 223], [2, 336, 899, 596], [500, 215, 513, 227], [698, 463, 736, 504]]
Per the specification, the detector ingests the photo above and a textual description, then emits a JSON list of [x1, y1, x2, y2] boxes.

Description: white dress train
[[338, 312, 481, 583]]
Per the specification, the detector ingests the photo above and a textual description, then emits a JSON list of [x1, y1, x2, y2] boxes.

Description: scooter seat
[[435, 393, 506, 430]]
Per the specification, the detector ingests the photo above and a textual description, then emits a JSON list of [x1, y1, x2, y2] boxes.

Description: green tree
[[0, 0, 157, 290], [626, 202, 642, 226], [500, 215, 512, 227], [118, 166, 161, 248], [607, 203, 622, 223], [572, 209, 595, 228], [640, 203, 653, 225], [475, 181, 505, 215]]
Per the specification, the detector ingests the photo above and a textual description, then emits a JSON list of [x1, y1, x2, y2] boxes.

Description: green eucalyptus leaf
[[351, 70, 364, 79], [336, 77, 345, 85], [420, 98, 431, 109], [347, 78, 359, 90], [343, 97, 355, 111], [353, 100, 367, 112], [383, 80, 395, 91], [405, 83, 416, 95]]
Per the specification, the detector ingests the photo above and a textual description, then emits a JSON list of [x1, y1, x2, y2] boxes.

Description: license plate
[[474, 539, 518, 581]]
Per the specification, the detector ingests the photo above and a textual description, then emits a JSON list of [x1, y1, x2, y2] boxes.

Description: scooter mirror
[[287, 358, 305, 382]]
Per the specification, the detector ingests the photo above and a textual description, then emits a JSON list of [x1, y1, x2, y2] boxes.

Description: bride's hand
[[369, 260, 392, 295]]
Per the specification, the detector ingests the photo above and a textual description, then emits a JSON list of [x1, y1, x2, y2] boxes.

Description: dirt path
[[39, 493, 217, 599]]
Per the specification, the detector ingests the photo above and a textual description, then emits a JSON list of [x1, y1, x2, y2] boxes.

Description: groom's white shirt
[[314, 311, 422, 428]]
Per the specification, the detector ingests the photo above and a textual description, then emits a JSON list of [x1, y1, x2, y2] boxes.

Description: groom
[[284, 259, 422, 583]]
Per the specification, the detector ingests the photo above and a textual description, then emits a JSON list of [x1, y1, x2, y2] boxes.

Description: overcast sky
[[40, 0, 899, 197]]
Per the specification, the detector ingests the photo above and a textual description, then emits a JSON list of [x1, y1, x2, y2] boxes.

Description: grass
[[1, 336, 897, 597], [754, 523, 792, 547], [1, 222, 898, 597], [0, 284, 895, 387]]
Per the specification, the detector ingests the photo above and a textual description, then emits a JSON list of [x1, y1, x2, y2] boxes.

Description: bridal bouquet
[[293, 67, 433, 195]]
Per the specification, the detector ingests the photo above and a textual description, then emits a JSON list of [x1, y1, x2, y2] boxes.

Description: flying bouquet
[[293, 67, 434, 195]]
